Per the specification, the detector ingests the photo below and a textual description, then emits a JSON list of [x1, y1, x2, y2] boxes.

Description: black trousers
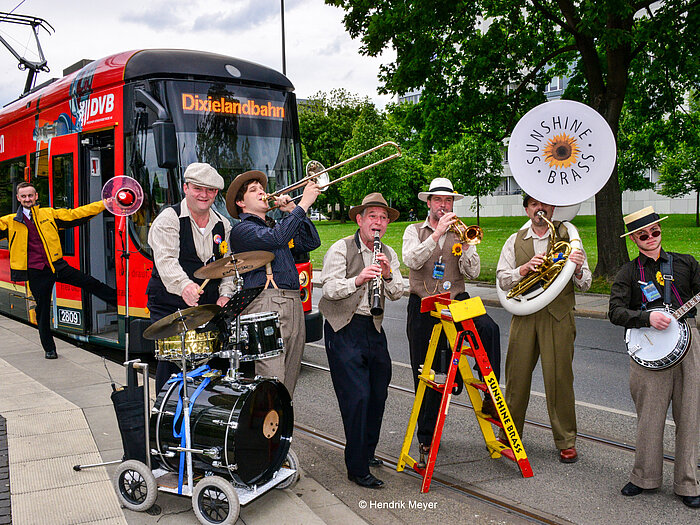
[[27, 261, 117, 354], [325, 316, 392, 478], [407, 292, 501, 446]]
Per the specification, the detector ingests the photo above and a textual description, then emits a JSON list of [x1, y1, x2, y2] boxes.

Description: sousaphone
[[497, 100, 616, 315]]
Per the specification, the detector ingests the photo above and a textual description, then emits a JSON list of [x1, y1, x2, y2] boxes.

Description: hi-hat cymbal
[[143, 304, 221, 340], [194, 251, 275, 280]]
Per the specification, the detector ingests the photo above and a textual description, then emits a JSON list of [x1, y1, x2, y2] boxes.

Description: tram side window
[[0, 156, 27, 249], [52, 154, 75, 256], [29, 149, 50, 208]]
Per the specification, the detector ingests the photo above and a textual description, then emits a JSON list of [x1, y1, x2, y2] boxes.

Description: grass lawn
[[309, 214, 699, 295]]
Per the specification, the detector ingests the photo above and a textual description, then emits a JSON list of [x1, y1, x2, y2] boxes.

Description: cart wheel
[[113, 460, 157, 512], [275, 448, 300, 490], [192, 476, 240, 525]]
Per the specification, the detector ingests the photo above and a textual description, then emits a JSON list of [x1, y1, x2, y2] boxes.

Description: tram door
[[79, 129, 118, 341]]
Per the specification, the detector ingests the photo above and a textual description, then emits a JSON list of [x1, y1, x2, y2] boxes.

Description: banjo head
[[625, 309, 691, 370]]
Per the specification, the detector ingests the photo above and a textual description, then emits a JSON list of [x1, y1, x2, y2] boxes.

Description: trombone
[[266, 141, 402, 205]]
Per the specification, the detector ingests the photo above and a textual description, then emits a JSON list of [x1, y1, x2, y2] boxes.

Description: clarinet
[[368, 230, 384, 316]]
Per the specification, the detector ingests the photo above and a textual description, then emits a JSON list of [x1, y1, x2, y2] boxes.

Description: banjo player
[[608, 206, 700, 508]]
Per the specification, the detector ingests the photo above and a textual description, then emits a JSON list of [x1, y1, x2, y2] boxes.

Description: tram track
[[294, 422, 569, 525], [300, 359, 693, 466]]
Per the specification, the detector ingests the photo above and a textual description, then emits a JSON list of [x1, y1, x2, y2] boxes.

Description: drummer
[[147, 163, 236, 393], [227, 170, 321, 395]]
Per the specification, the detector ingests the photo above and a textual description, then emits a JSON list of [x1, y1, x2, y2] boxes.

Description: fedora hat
[[348, 193, 400, 223], [226, 170, 268, 219], [418, 177, 464, 202], [621, 206, 668, 238]]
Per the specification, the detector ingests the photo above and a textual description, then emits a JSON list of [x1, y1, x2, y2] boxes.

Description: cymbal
[[194, 251, 275, 280], [143, 304, 221, 340]]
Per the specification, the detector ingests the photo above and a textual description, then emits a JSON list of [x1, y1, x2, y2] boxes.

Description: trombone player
[[496, 194, 590, 463], [402, 177, 501, 468]]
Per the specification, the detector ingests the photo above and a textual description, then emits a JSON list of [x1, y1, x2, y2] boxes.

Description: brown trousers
[[505, 309, 577, 449], [244, 288, 305, 395], [629, 326, 700, 496]]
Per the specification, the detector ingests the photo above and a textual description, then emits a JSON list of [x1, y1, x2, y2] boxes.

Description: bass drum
[[150, 376, 293, 487]]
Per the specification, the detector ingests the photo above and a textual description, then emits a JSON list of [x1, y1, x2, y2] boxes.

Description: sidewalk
[[312, 270, 610, 319], [0, 315, 366, 525]]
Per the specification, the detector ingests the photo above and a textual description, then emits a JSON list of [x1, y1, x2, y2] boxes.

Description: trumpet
[[265, 141, 402, 206], [368, 230, 384, 316], [449, 219, 483, 245]]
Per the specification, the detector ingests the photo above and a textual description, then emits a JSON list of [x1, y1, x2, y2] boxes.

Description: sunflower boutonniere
[[451, 242, 462, 257], [655, 271, 665, 286], [288, 238, 295, 249], [219, 240, 228, 257]]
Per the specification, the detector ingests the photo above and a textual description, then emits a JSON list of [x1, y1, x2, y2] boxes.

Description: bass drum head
[[231, 379, 293, 485]]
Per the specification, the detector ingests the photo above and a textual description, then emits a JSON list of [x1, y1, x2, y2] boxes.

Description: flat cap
[[183, 163, 224, 190]]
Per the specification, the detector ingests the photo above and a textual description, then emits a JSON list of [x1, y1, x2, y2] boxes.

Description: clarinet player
[[319, 193, 404, 488]]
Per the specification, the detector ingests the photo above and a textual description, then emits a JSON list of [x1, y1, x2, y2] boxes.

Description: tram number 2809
[[57, 308, 82, 326]]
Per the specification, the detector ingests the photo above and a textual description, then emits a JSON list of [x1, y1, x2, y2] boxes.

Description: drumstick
[[197, 279, 210, 294]]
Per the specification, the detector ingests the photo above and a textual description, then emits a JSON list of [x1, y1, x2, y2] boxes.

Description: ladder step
[[418, 375, 447, 391], [464, 379, 487, 391]]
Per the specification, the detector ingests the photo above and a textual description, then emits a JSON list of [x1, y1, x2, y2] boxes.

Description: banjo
[[625, 291, 700, 370]]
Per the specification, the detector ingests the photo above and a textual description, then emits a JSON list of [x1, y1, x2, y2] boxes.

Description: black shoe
[[347, 473, 384, 488], [621, 482, 644, 496], [679, 495, 700, 508], [416, 444, 430, 469], [368, 457, 383, 467], [44, 350, 57, 359]]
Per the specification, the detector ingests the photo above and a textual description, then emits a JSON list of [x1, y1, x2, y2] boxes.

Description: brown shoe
[[481, 397, 499, 419], [416, 444, 430, 469], [559, 447, 578, 463]]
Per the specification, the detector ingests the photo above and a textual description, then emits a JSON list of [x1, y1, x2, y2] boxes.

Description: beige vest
[[319, 233, 390, 333], [408, 223, 465, 299], [513, 222, 575, 320]]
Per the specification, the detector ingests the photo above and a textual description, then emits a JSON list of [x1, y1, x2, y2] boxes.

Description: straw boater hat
[[348, 193, 400, 223], [620, 206, 668, 238], [226, 170, 268, 219], [418, 177, 464, 202]]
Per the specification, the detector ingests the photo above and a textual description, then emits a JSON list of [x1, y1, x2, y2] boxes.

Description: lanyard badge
[[432, 256, 445, 280], [639, 281, 661, 302]]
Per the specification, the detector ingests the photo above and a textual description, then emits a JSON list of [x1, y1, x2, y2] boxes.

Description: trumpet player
[[402, 177, 501, 468], [319, 193, 403, 489], [496, 194, 590, 463]]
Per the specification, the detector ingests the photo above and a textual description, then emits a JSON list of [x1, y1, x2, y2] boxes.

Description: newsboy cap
[[183, 163, 224, 190]]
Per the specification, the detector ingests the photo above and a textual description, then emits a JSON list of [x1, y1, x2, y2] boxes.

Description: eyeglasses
[[636, 229, 661, 241]]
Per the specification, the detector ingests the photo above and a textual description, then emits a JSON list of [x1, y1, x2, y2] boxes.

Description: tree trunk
[[476, 195, 480, 226], [594, 165, 629, 279], [339, 201, 346, 224], [696, 189, 699, 227]]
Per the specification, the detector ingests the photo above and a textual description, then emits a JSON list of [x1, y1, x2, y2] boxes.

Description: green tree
[[327, 0, 700, 278], [430, 134, 503, 225], [298, 89, 372, 221]]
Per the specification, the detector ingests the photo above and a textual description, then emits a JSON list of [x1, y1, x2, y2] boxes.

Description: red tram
[[0, 49, 322, 354]]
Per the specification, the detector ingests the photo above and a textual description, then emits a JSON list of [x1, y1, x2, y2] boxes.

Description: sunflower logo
[[452, 242, 462, 257], [543, 133, 580, 169]]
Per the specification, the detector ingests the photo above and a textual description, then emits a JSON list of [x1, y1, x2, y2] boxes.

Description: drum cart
[[111, 358, 299, 525], [112, 259, 297, 525]]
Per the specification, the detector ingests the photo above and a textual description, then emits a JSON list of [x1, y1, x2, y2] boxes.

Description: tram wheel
[[192, 476, 240, 525], [113, 460, 157, 512], [275, 448, 300, 490]]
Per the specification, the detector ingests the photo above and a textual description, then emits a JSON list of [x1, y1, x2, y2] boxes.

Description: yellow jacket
[[0, 201, 106, 281]]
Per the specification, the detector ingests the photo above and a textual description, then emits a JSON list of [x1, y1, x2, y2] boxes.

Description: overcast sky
[[0, 0, 395, 108]]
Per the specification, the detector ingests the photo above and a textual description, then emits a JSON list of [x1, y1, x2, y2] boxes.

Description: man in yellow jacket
[[0, 182, 117, 359]]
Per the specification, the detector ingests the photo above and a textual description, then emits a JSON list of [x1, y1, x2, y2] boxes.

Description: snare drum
[[234, 312, 284, 361], [155, 329, 220, 361]]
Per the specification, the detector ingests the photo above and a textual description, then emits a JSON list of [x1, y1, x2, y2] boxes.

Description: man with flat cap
[[320, 193, 404, 488], [609, 206, 700, 508], [227, 170, 321, 395], [402, 177, 502, 468], [147, 162, 235, 392]]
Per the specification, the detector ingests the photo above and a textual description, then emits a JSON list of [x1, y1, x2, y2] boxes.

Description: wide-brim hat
[[183, 162, 224, 190], [226, 170, 268, 219], [348, 192, 400, 223], [621, 206, 668, 238], [418, 177, 464, 202]]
